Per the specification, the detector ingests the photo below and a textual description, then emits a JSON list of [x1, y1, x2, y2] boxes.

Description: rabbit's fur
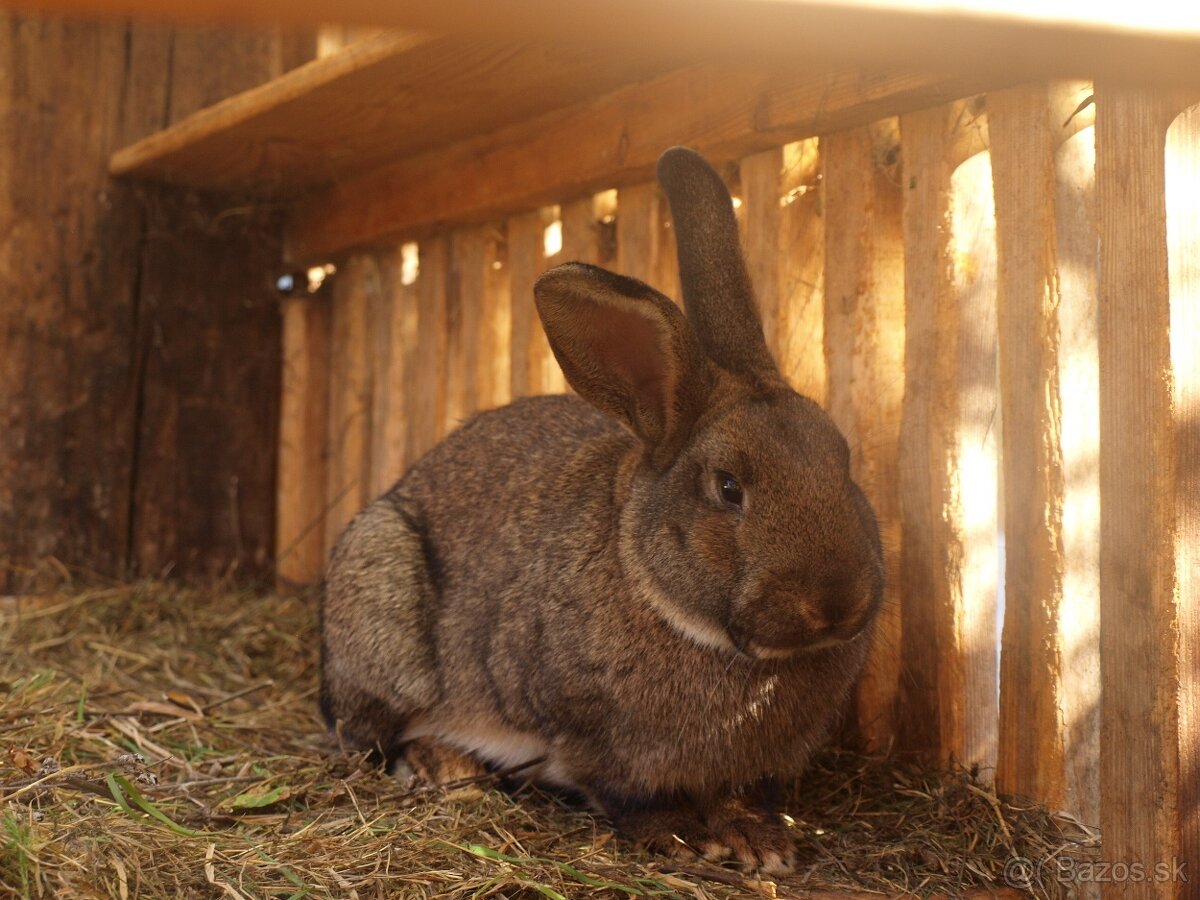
[[321, 148, 883, 872]]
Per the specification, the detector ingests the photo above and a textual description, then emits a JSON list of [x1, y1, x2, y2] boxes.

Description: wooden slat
[[777, 139, 826, 405], [1054, 114, 1100, 828], [987, 83, 1068, 810], [507, 208, 562, 398], [365, 244, 414, 493], [615, 182, 680, 302], [476, 226, 512, 413], [741, 141, 826, 402], [26, 0, 1200, 89], [276, 296, 331, 586], [895, 102, 966, 765], [286, 67, 995, 262], [324, 255, 376, 558], [1095, 85, 1196, 898], [822, 123, 905, 750], [110, 31, 678, 194], [1166, 101, 1200, 898], [407, 236, 448, 463], [444, 226, 488, 432]]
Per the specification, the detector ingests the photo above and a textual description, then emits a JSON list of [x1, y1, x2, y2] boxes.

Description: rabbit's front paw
[[704, 797, 796, 875], [395, 737, 489, 786], [613, 806, 733, 863]]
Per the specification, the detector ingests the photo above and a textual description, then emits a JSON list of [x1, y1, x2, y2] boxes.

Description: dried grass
[[1, 582, 1096, 898]]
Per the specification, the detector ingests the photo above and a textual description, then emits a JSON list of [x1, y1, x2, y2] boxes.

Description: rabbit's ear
[[657, 147, 779, 382], [535, 263, 714, 464]]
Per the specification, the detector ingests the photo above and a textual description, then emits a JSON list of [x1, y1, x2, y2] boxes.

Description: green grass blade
[[105, 773, 205, 837]]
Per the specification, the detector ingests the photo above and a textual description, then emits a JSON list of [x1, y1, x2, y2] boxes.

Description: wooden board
[[475, 226, 512, 413], [286, 67, 996, 262], [276, 295, 331, 586], [822, 123, 905, 750], [408, 236, 448, 463], [896, 102, 971, 766], [615, 182, 679, 303], [507, 209, 561, 398], [1166, 100, 1200, 900], [20, 0, 1200, 88], [1095, 85, 1193, 899], [1054, 116, 1101, 828], [111, 30, 680, 194], [987, 83, 1068, 811], [323, 255, 376, 559]]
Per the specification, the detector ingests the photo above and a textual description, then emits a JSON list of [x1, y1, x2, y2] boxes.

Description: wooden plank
[[407, 236, 448, 463], [615, 182, 679, 302], [111, 31, 679, 195], [895, 102, 963, 765], [324, 255, 376, 558], [286, 67, 997, 263], [776, 139, 826, 405], [1095, 85, 1195, 898], [476, 226, 512, 413], [276, 296, 331, 586], [373, 243, 419, 485], [444, 227, 487, 433], [741, 141, 826, 402], [987, 83, 1068, 810], [0, 16, 294, 589], [1054, 110, 1100, 829], [22, 0, 1200, 89], [822, 123, 905, 750], [1166, 100, 1200, 899], [507, 209, 562, 398]]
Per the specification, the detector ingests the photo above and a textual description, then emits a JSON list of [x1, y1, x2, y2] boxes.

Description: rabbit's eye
[[716, 471, 744, 509]]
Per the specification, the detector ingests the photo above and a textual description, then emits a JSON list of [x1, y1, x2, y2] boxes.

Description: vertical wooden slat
[[896, 100, 999, 772], [1096, 85, 1190, 897], [823, 123, 905, 749], [367, 254, 395, 498], [778, 139, 826, 405], [950, 148, 1001, 775], [561, 195, 603, 266], [324, 254, 377, 559], [476, 226, 512, 413], [895, 103, 963, 763], [988, 83, 1068, 809], [1166, 101, 1200, 897], [615, 182, 680, 301], [276, 296, 331, 586], [373, 243, 418, 488], [445, 227, 484, 433], [1055, 115, 1101, 829], [741, 147, 785, 358], [408, 236, 448, 463], [508, 208, 562, 397]]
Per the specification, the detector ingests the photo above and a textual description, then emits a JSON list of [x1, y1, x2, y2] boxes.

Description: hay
[[1, 581, 1096, 898]]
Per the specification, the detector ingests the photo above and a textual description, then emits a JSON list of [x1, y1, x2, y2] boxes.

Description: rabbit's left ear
[[534, 263, 714, 467]]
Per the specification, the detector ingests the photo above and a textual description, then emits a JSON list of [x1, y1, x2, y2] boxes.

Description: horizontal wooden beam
[[8, 0, 1200, 89], [110, 31, 680, 194], [285, 65, 997, 262]]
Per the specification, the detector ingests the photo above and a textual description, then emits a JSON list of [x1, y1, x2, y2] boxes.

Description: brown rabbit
[[320, 147, 883, 873]]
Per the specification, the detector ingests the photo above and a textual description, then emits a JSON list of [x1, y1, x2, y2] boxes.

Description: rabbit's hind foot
[[395, 737, 490, 787]]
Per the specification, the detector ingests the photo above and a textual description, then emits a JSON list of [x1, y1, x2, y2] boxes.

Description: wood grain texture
[[375, 243, 419, 487], [408, 236, 448, 463], [615, 182, 680, 303], [444, 227, 487, 432], [1166, 100, 1200, 900], [476, 226, 512, 413], [822, 124, 905, 750], [20, 0, 1200, 88], [111, 30, 678, 195], [507, 209, 561, 398], [1095, 84, 1191, 898], [987, 84, 1068, 810], [286, 67, 994, 262], [1054, 116, 1100, 829], [323, 255, 376, 559], [895, 103, 961, 765], [0, 14, 300, 590], [276, 296, 331, 586]]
